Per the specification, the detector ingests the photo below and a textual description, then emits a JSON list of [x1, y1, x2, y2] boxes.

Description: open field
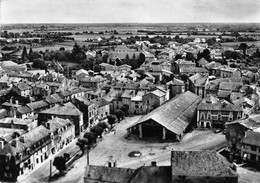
[[221, 41, 260, 47]]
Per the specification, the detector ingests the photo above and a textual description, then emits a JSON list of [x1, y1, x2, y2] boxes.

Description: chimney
[[20, 136, 25, 143], [108, 162, 112, 167], [45, 122, 50, 129], [11, 139, 18, 147], [0, 140, 4, 150], [151, 161, 157, 166]]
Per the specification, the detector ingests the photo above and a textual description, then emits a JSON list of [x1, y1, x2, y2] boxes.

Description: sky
[[1, 0, 260, 24]]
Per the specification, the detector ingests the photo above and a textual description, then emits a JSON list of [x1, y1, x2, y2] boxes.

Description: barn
[[127, 91, 201, 141]]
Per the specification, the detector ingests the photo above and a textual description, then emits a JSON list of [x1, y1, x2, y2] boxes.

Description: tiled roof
[[92, 98, 109, 108], [26, 100, 49, 111], [44, 93, 64, 104], [219, 82, 242, 92], [75, 95, 93, 106], [40, 103, 82, 116], [0, 128, 26, 143], [226, 115, 260, 130], [180, 67, 209, 74], [150, 89, 166, 98], [46, 117, 72, 132], [198, 58, 209, 66], [84, 165, 135, 183], [128, 91, 201, 135], [121, 90, 135, 98], [14, 82, 31, 91], [171, 151, 237, 177], [0, 118, 34, 125], [0, 125, 50, 156], [198, 101, 242, 111], [17, 106, 32, 114], [242, 131, 260, 147]]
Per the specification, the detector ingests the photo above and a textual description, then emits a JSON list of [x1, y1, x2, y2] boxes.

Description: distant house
[[180, 67, 209, 77], [73, 96, 95, 127], [32, 82, 50, 97], [0, 125, 51, 182], [189, 73, 209, 98], [38, 102, 83, 136], [174, 59, 195, 74], [92, 98, 110, 122], [167, 78, 186, 99], [212, 66, 241, 78], [197, 100, 243, 129], [118, 64, 132, 72], [225, 115, 260, 158], [78, 76, 106, 89], [12, 82, 32, 97], [142, 88, 167, 113], [99, 63, 118, 71], [128, 91, 201, 141], [197, 58, 209, 67]]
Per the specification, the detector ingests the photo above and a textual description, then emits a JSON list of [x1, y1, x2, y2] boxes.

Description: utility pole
[[87, 145, 90, 165], [49, 159, 52, 178]]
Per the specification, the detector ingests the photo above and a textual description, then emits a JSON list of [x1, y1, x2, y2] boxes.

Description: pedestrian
[[114, 130, 116, 135]]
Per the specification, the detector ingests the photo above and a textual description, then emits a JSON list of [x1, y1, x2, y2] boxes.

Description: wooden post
[[162, 127, 166, 141], [49, 159, 52, 178], [87, 145, 90, 165], [139, 124, 142, 139]]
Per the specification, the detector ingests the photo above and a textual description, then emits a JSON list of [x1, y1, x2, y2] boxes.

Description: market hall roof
[[128, 91, 201, 135]]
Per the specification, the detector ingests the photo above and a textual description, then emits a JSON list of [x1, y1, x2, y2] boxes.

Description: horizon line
[[2, 22, 260, 25]]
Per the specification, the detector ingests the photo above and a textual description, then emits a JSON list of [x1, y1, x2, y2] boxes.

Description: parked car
[[214, 129, 222, 133]]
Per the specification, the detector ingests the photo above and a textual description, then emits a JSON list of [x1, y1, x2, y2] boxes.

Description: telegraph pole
[[87, 145, 90, 165], [49, 159, 52, 178]]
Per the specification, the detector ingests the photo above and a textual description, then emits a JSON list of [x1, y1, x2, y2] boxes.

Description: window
[[200, 112, 205, 120], [251, 145, 257, 151], [207, 113, 211, 120], [36, 158, 39, 164]]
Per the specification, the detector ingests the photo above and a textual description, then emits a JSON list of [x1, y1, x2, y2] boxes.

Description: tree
[[93, 65, 101, 72], [138, 53, 145, 67], [198, 49, 211, 61], [32, 58, 47, 69], [76, 138, 89, 154], [238, 43, 249, 58], [175, 54, 182, 61], [53, 156, 66, 175], [124, 54, 130, 65], [28, 48, 33, 58], [97, 121, 110, 129], [121, 104, 129, 116], [71, 43, 86, 62], [83, 132, 97, 144], [186, 52, 194, 61], [28, 51, 42, 62], [107, 114, 117, 127], [90, 125, 104, 138], [21, 46, 28, 61], [115, 110, 124, 122]]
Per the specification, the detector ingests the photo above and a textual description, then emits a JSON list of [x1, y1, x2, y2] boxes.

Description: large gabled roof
[[171, 151, 237, 177], [128, 91, 201, 135], [39, 102, 82, 116]]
